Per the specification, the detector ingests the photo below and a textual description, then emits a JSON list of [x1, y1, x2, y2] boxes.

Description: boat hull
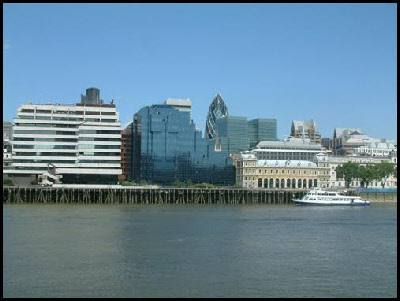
[[293, 199, 370, 206]]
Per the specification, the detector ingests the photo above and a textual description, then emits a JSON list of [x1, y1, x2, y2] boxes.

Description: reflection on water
[[3, 203, 397, 298]]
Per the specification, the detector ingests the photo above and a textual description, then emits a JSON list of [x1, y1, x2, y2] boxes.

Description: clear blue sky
[[3, 3, 397, 140]]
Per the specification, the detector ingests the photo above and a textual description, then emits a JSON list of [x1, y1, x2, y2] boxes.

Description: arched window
[[276, 178, 280, 188], [264, 178, 268, 188], [258, 178, 262, 188], [292, 178, 296, 188], [303, 179, 307, 188], [281, 178, 285, 188], [309, 179, 313, 188], [269, 178, 274, 188], [298, 179, 302, 188], [287, 178, 291, 188], [314, 179, 318, 187]]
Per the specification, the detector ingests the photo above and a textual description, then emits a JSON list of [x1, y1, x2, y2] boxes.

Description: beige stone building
[[237, 152, 329, 189]]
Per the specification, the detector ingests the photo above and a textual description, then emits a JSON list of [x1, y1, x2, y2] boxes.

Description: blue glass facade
[[131, 105, 235, 185]]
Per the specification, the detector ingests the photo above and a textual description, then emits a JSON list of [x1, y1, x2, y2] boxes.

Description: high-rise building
[[205, 94, 228, 139], [80, 87, 103, 105], [291, 120, 321, 144], [5, 89, 122, 185], [3, 121, 13, 141], [129, 104, 235, 185], [215, 115, 249, 155], [247, 118, 278, 147]]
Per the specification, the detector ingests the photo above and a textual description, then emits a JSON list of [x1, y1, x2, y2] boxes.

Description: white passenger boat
[[293, 189, 370, 206]]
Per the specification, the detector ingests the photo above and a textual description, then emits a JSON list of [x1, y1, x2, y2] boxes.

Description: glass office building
[[215, 116, 249, 155], [247, 118, 278, 148], [130, 104, 235, 185]]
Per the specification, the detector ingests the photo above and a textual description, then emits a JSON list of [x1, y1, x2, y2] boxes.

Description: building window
[[309, 179, 313, 188], [298, 179, 302, 188], [269, 178, 274, 188], [264, 178, 268, 188], [275, 178, 280, 188], [292, 178, 296, 188], [287, 178, 291, 188], [303, 179, 307, 188], [281, 178, 285, 188], [258, 178, 262, 188]]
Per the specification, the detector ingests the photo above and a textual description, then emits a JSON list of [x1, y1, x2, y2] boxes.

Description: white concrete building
[[315, 153, 397, 189], [353, 140, 397, 157], [5, 100, 122, 185], [252, 137, 328, 162]]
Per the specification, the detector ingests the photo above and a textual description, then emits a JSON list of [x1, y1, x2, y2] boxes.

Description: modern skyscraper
[[129, 104, 235, 185], [215, 115, 249, 155], [205, 94, 228, 139], [247, 118, 278, 147]]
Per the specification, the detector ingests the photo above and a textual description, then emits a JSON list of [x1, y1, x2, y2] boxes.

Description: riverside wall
[[3, 186, 307, 204], [2, 186, 396, 204]]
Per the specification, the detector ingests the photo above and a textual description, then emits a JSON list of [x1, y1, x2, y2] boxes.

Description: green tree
[[374, 162, 395, 188], [3, 178, 13, 186], [358, 164, 378, 188], [336, 162, 360, 188]]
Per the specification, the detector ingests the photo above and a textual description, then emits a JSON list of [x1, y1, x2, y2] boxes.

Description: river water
[[3, 203, 397, 298]]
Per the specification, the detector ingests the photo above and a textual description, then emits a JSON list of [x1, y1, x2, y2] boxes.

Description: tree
[[336, 162, 360, 188], [374, 162, 395, 188], [358, 164, 378, 188], [3, 178, 13, 186]]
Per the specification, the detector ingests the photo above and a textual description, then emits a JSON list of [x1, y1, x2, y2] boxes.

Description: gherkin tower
[[205, 94, 228, 139]]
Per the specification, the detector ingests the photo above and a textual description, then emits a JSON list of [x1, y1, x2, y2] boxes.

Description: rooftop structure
[[252, 137, 326, 162], [164, 98, 192, 120], [80, 87, 104, 105]]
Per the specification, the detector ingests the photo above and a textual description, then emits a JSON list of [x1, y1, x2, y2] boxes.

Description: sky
[[3, 3, 397, 140]]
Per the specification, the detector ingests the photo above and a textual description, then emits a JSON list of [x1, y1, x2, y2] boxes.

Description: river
[[3, 203, 397, 298]]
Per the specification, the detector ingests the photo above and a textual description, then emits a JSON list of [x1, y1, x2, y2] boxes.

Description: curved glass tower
[[205, 94, 228, 139]]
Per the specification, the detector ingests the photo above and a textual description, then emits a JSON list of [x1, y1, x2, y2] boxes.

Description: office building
[[205, 94, 228, 139], [215, 115, 249, 155], [129, 104, 235, 185], [3, 121, 13, 141], [247, 118, 278, 148], [291, 120, 321, 144], [5, 88, 122, 185]]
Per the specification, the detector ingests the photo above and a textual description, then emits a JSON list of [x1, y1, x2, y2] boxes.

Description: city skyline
[[3, 3, 397, 140]]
